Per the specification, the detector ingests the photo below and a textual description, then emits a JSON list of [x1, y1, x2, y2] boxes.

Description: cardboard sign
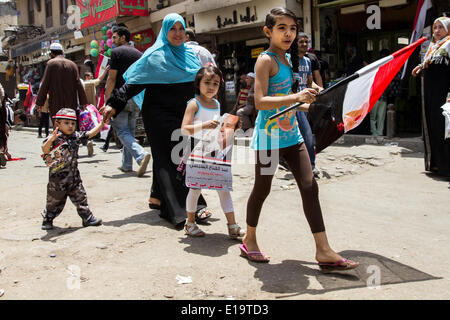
[[185, 113, 239, 191]]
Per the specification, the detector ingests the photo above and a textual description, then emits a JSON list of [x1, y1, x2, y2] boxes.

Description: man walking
[[185, 28, 216, 67], [35, 43, 94, 156], [235, 72, 256, 132], [104, 26, 150, 177]]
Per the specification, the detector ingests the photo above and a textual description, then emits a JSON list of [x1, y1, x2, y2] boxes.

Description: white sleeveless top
[[189, 97, 221, 140]]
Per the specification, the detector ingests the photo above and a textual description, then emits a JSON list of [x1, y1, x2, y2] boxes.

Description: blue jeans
[[370, 99, 387, 136], [111, 101, 148, 171], [296, 111, 315, 169]]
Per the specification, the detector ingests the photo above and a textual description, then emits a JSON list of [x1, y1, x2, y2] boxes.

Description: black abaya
[[423, 62, 450, 177]]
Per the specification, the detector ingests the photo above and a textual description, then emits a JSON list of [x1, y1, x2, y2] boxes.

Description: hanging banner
[[76, 0, 118, 29], [118, 0, 149, 16], [130, 28, 155, 52]]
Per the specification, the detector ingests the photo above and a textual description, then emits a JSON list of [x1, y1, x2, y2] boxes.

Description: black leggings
[[246, 143, 325, 233], [38, 112, 49, 136]]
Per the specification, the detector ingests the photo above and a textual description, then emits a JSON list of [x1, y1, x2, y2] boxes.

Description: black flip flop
[[149, 203, 161, 210], [195, 208, 212, 222]]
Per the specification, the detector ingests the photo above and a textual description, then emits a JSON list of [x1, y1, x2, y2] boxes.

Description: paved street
[[0, 128, 449, 300]]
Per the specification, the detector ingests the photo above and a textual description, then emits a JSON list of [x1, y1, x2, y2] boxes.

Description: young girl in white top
[[181, 66, 245, 238]]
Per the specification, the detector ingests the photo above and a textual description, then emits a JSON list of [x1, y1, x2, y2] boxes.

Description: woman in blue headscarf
[[103, 13, 211, 227]]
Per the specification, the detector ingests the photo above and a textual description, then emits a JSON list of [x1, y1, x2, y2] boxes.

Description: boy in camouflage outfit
[[41, 108, 104, 230]]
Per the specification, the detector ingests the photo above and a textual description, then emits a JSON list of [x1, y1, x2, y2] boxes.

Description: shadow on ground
[[78, 159, 109, 165], [248, 250, 441, 298], [178, 233, 240, 257], [101, 172, 152, 179], [102, 210, 167, 228], [40, 226, 84, 242], [423, 172, 450, 182]]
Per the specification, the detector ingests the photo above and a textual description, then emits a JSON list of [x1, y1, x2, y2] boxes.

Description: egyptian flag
[[95, 54, 109, 79], [401, 0, 434, 79], [307, 37, 427, 153], [23, 82, 32, 108], [97, 87, 105, 110]]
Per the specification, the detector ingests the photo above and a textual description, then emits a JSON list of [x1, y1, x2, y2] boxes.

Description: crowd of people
[[1, 8, 449, 273]]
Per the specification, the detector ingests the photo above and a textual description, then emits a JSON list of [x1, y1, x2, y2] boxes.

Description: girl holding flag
[[240, 7, 359, 271]]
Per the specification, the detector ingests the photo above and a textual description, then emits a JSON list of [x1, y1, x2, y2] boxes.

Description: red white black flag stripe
[[306, 38, 427, 153], [308, 38, 426, 153], [268, 38, 426, 153], [401, 0, 434, 78]]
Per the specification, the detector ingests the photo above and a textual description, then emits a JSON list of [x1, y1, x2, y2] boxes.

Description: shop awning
[[314, 0, 373, 8], [186, 0, 252, 15], [64, 45, 85, 55], [11, 25, 74, 58], [22, 55, 50, 66]]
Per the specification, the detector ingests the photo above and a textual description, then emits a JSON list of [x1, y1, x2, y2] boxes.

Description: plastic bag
[[78, 108, 95, 131], [79, 104, 110, 133], [441, 102, 450, 139]]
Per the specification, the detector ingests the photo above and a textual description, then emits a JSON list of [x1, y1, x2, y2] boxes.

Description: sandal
[[227, 223, 245, 239], [184, 222, 205, 237], [195, 208, 212, 222], [239, 244, 270, 263], [318, 258, 359, 272], [148, 202, 161, 210]]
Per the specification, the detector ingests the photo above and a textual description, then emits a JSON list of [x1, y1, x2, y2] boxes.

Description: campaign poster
[[185, 113, 239, 191]]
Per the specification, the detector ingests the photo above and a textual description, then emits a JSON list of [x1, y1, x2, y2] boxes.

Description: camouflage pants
[[43, 179, 92, 221]]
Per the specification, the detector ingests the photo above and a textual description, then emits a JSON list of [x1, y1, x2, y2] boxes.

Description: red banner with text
[[131, 28, 155, 52], [77, 0, 118, 29], [118, 0, 149, 16]]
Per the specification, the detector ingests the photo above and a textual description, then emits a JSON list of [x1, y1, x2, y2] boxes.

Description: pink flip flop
[[239, 244, 270, 263], [318, 258, 359, 272]]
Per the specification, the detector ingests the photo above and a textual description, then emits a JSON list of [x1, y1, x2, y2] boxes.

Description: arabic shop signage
[[194, 0, 284, 33], [251, 47, 264, 58], [118, 0, 149, 17], [76, 0, 117, 29], [216, 6, 257, 29], [130, 28, 155, 52]]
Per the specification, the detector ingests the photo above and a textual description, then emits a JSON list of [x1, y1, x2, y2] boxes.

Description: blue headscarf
[[124, 13, 201, 86], [124, 14, 201, 108]]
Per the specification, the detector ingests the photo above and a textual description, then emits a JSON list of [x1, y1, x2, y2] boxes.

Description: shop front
[[315, 0, 422, 135]]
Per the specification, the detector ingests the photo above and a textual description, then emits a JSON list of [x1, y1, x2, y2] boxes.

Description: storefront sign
[[118, 0, 149, 16], [216, 6, 256, 29], [130, 28, 155, 52], [186, 0, 252, 15], [41, 41, 51, 49], [251, 47, 264, 58], [194, 0, 285, 33], [225, 81, 235, 93], [77, 0, 117, 29]]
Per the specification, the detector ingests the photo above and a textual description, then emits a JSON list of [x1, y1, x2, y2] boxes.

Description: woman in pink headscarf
[[412, 16, 450, 177]]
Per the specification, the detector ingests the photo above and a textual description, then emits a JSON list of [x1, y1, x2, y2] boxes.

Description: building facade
[[312, 0, 449, 135]]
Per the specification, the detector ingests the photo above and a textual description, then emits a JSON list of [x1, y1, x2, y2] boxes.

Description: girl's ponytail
[[290, 35, 299, 93]]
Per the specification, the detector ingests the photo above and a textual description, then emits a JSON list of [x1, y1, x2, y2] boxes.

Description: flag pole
[[268, 37, 426, 121], [268, 73, 359, 120]]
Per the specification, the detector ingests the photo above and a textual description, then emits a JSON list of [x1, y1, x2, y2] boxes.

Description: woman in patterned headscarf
[[412, 16, 450, 177]]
